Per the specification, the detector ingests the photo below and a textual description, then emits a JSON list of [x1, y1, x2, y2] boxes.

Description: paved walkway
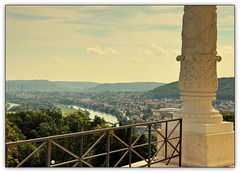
[[123, 159, 178, 167], [123, 159, 234, 168]]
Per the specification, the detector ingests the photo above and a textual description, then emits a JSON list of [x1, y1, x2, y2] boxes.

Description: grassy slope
[[56, 105, 78, 117]]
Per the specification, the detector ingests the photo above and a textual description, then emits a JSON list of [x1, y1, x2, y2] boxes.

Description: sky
[[6, 5, 234, 83]]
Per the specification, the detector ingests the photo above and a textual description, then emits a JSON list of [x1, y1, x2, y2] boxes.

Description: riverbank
[[6, 102, 20, 111], [66, 105, 118, 124]]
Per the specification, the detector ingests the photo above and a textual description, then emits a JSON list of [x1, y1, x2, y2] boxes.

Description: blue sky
[[6, 5, 234, 83]]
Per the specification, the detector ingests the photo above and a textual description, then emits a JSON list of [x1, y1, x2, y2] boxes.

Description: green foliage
[[64, 112, 91, 132], [6, 119, 41, 167], [6, 119, 22, 166], [222, 112, 235, 122], [216, 77, 235, 100], [149, 81, 180, 99], [89, 82, 165, 92], [7, 99, 61, 112], [6, 110, 157, 167]]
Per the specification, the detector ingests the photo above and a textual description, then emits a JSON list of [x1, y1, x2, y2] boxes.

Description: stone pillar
[[172, 5, 234, 167], [174, 5, 222, 124]]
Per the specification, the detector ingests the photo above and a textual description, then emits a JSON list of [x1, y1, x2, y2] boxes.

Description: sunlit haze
[[6, 5, 234, 83]]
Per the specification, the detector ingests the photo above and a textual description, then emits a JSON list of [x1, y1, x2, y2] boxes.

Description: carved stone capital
[[178, 54, 219, 93]]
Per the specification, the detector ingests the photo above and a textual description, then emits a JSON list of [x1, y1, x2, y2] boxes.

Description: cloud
[[129, 56, 142, 62], [49, 57, 64, 64], [150, 44, 169, 55], [138, 44, 179, 58], [218, 27, 234, 31], [6, 6, 92, 22], [148, 6, 183, 10], [217, 46, 234, 57], [86, 46, 118, 55], [218, 14, 234, 28], [126, 12, 183, 27], [135, 44, 180, 63], [138, 49, 155, 56]]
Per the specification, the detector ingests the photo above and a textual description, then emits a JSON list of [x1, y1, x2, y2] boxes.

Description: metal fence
[[223, 114, 235, 122], [6, 118, 182, 167]]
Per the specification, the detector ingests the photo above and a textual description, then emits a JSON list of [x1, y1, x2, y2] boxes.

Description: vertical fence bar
[[80, 135, 83, 167], [46, 140, 51, 167], [106, 131, 110, 167], [165, 121, 168, 159], [5, 145, 8, 167], [129, 127, 132, 167], [179, 119, 182, 167], [148, 124, 152, 167]]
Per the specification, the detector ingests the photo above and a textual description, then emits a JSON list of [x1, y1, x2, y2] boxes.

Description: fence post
[[148, 124, 152, 167], [129, 127, 132, 167], [46, 140, 51, 167], [5, 145, 8, 167], [179, 119, 182, 167], [106, 131, 110, 167], [165, 121, 168, 159], [80, 135, 83, 167]]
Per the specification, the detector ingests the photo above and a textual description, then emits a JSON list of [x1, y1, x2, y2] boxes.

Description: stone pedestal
[[158, 122, 234, 167], [181, 129, 234, 167], [167, 5, 235, 167], [180, 122, 234, 167]]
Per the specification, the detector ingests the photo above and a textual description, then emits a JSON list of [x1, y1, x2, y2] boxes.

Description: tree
[[6, 110, 156, 167], [6, 119, 22, 166]]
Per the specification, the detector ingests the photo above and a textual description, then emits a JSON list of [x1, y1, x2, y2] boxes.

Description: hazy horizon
[[6, 76, 234, 85], [6, 6, 234, 83], [6, 79, 166, 83]]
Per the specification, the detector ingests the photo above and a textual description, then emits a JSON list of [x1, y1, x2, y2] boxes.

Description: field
[[56, 105, 77, 117]]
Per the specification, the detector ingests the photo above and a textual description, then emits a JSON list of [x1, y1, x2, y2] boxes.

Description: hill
[[6, 80, 99, 91], [216, 77, 235, 100], [89, 82, 165, 92], [149, 77, 235, 100]]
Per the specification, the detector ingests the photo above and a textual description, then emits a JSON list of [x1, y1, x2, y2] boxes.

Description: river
[[7, 102, 20, 110], [69, 105, 118, 124], [7, 102, 118, 124]]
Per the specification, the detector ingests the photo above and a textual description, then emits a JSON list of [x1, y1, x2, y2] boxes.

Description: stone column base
[[181, 130, 234, 167], [158, 122, 234, 167]]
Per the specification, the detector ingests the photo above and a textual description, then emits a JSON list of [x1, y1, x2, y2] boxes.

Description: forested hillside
[[6, 80, 99, 91], [89, 82, 165, 91], [149, 77, 234, 100]]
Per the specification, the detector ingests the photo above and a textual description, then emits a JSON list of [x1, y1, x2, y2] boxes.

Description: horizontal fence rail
[[6, 118, 182, 167]]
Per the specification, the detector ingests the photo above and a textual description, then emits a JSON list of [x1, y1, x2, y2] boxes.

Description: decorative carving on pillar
[[182, 6, 217, 56], [174, 5, 223, 123], [178, 55, 220, 93]]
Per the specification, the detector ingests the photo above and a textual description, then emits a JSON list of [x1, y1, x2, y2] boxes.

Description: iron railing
[[6, 118, 182, 167], [223, 114, 235, 122]]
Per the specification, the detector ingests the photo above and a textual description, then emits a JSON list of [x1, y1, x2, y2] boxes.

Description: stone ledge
[[182, 122, 234, 134], [161, 121, 233, 134], [122, 159, 234, 167], [122, 159, 178, 167]]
